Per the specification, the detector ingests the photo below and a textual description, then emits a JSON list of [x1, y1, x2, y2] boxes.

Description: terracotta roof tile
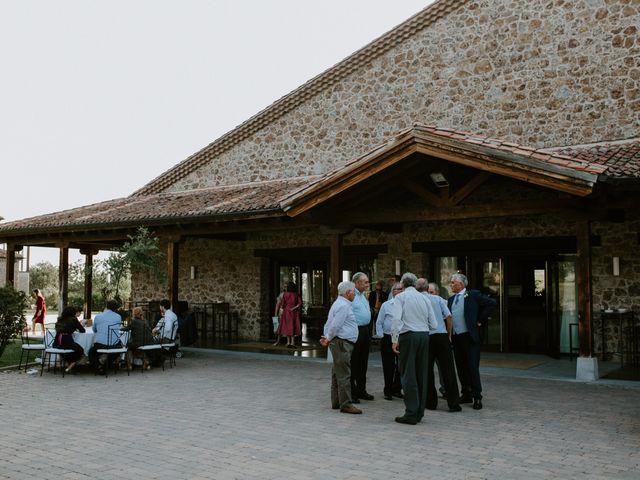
[[0, 177, 319, 234], [544, 139, 640, 178]]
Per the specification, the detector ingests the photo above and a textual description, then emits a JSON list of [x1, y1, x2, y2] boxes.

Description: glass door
[[548, 256, 578, 357], [472, 258, 504, 352]]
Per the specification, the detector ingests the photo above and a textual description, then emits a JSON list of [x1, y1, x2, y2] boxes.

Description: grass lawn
[[0, 339, 28, 369]]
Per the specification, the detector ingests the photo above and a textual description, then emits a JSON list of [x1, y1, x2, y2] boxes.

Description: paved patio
[[1, 349, 639, 479]]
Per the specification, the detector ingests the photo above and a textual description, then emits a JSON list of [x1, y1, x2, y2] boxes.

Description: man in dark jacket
[[448, 273, 496, 410]]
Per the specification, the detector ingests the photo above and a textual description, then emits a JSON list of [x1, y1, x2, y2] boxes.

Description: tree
[[0, 286, 29, 357], [104, 227, 165, 304]]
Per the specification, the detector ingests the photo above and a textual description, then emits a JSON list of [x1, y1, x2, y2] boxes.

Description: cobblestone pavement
[[1, 350, 639, 480]]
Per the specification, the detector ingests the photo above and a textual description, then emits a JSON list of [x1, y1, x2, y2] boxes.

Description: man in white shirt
[[153, 299, 178, 342], [391, 272, 438, 425], [320, 281, 361, 414]]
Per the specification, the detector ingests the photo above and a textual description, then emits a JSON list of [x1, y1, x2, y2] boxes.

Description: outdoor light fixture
[[612, 257, 620, 276], [190, 265, 197, 280], [430, 172, 449, 188], [395, 259, 402, 275]]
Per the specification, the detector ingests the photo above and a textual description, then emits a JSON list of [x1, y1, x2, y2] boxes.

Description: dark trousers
[[351, 325, 370, 397], [397, 331, 429, 421], [55, 335, 84, 364], [380, 334, 402, 396], [426, 333, 460, 409], [88, 343, 117, 370], [452, 332, 482, 400]]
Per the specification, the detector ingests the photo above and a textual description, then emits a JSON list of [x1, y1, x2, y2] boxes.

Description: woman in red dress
[[275, 282, 302, 348], [31, 289, 46, 335]]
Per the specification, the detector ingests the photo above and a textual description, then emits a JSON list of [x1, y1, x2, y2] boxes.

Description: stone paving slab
[[1, 350, 639, 479]]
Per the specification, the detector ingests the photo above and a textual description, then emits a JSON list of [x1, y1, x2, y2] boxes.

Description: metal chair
[[95, 326, 130, 377], [135, 326, 163, 372], [18, 330, 45, 372], [161, 322, 179, 369], [40, 330, 75, 377]]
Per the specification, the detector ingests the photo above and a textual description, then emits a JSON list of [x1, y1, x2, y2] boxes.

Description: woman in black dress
[[54, 306, 86, 373]]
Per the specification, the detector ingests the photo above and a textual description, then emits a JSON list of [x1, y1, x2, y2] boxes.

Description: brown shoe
[[340, 404, 362, 414]]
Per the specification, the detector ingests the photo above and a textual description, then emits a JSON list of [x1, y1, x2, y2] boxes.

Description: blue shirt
[[92, 309, 122, 345], [375, 297, 395, 336], [421, 292, 451, 335], [390, 286, 438, 343], [352, 289, 371, 327], [450, 289, 468, 334], [324, 295, 358, 343]]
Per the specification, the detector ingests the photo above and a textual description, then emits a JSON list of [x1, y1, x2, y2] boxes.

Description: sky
[[0, 0, 432, 265]]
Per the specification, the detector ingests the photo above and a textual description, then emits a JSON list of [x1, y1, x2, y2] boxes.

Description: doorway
[[432, 253, 577, 355]]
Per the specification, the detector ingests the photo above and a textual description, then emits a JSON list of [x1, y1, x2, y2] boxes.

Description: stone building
[[1, 0, 639, 379]]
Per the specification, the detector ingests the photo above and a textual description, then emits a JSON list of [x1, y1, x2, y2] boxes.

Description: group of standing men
[[321, 271, 495, 425]]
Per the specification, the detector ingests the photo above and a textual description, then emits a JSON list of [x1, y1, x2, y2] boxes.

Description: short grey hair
[[337, 281, 355, 296], [400, 272, 417, 288], [451, 273, 468, 287], [428, 282, 440, 294], [352, 272, 367, 283], [415, 277, 428, 292]]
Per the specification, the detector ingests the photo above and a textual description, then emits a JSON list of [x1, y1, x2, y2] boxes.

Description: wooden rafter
[[449, 172, 491, 206], [402, 179, 446, 207]]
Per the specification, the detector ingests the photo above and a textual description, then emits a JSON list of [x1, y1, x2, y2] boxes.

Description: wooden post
[[58, 245, 69, 312], [576, 220, 593, 357], [329, 234, 343, 302], [5, 243, 17, 287], [167, 239, 179, 309], [80, 248, 98, 320]]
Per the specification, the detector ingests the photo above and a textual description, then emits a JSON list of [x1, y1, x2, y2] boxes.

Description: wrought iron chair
[[40, 329, 75, 377], [134, 326, 163, 372], [95, 325, 130, 377], [18, 330, 45, 372], [161, 322, 179, 369]]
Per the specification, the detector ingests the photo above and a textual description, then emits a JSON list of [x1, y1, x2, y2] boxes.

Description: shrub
[[0, 286, 29, 357]]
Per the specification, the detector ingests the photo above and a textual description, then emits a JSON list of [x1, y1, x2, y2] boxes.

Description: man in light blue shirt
[[320, 281, 361, 414], [88, 299, 122, 373], [350, 272, 374, 402], [375, 282, 403, 400], [390, 273, 438, 425]]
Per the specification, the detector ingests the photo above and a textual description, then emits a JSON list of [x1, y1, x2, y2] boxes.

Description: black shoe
[[448, 405, 462, 412], [473, 399, 483, 410], [391, 392, 404, 399], [359, 392, 374, 401], [352, 397, 361, 404], [394, 416, 417, 425], [459, 396, 473, 404], [384, 394, 393, 401]]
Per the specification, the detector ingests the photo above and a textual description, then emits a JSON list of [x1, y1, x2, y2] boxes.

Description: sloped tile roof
[[543, 138, 640, 178], [132, 0, 464, 196], [0, 177, 319, 234]]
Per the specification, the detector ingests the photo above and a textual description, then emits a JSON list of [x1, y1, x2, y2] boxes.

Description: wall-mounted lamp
[[612, 257, 620, 276], [190, 265, 197, 280], [395, 259, 402, 276], [429, 172, 449, 188]]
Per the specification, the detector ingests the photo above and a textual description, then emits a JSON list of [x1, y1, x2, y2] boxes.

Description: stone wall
[[591, 214, 640, 356], [167, 0, 639, 193]]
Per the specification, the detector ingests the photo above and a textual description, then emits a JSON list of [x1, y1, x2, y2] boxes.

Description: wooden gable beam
[[449, 172, 491, 206], [402, 179, 446, 207]]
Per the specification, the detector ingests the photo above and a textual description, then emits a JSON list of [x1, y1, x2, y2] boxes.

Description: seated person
[[153, 299, 178, 343], [88, 299, 122, 373], [124, 306, 152, 370], [53, 305, 86, 373]]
